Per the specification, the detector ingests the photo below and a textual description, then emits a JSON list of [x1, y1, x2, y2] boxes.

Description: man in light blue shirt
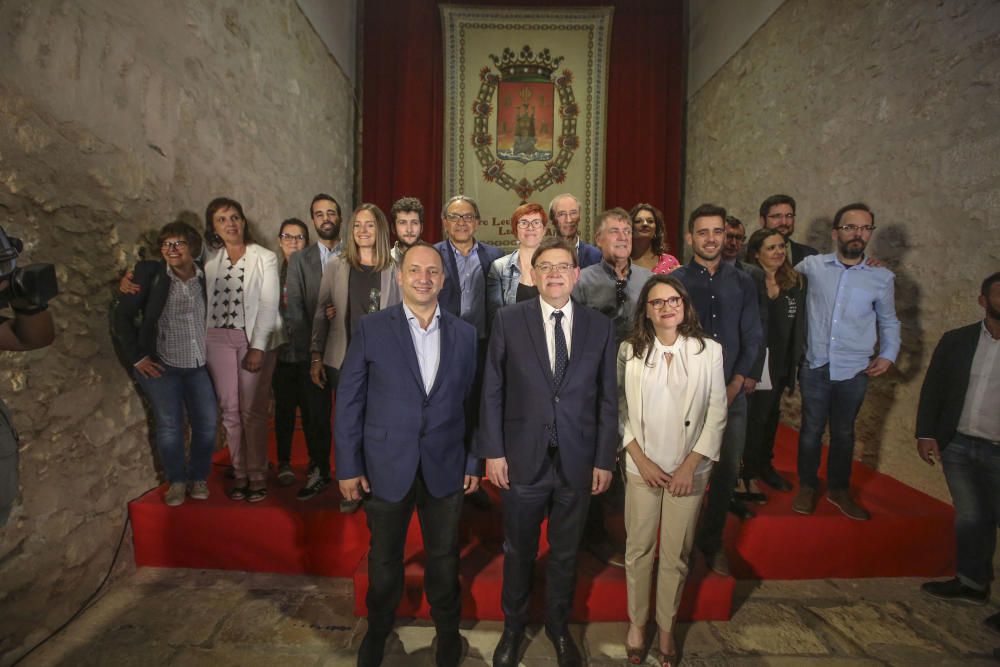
[[793, 203, 900, 520]]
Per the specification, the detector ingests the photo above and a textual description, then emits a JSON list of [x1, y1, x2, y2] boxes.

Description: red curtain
[[361, 0, 684, 246]]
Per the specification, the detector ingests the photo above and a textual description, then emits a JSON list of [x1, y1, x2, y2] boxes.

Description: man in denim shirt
[[792, 202, 900, 520]]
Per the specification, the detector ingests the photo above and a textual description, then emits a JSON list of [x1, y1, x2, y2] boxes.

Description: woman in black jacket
[[740, 228, 807, 502], [113, 221, 217, 507]]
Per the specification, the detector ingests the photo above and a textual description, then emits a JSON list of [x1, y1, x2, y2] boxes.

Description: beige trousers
[[624, 471, 708, 630]]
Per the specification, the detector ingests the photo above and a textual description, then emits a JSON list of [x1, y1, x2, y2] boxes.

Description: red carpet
[[129, 424, 955, 622]]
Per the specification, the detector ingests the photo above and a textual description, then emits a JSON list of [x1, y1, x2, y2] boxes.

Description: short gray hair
[[441, 195, 481, 220], [595, 207, 631, 237], [547, 193, 581, 221]]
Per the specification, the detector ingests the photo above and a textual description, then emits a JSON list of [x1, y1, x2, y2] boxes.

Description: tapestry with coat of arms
[[441, 5, 613, 251]]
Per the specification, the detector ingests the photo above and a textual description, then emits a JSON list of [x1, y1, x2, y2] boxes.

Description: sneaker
[[188, 480, 209, 500], [164, 482, 186, 506], [792, 486, 817, 515], [276, 462, 295, 487], [921, 578, 989, 605], [826, 490, 871, 520], [297, 468, 331, 501]]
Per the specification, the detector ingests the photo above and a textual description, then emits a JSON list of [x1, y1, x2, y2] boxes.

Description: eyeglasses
[[648, 296, 683, 310], [767, 213, 796, 221], [445, 213, 477, 223], [279, 233, 306, 241], [554, 210, 579, 220], [725, 233, 746, 242], [517, 218, 544, 229], [160, 240, 189, 250], [836, 224, 876, 233], [534, 262, 575, 274]]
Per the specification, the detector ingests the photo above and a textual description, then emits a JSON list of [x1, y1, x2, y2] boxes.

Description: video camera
[[0, 226, 58, 310]]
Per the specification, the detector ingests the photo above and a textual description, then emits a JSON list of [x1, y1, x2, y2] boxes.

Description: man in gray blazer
[[284, 193, 343, 501]]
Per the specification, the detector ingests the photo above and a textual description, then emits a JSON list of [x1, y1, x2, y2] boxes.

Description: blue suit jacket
[[334, 303, 480, 502], [476, 297, 619, 490], [577, 241, 603, 269], [434, 239, 504, 325]]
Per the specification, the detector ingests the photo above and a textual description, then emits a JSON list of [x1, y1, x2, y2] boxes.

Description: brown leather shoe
[[792, 486, 817, 515], [827, 490, 871, 520], [704, 549, 731, 577]]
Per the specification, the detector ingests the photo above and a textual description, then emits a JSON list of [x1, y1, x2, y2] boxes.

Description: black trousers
[[743, 378, 789, 480], [271, 360, 311, 464], [298, 364, 336, 477], [501, 449, 589, 633], [364, 470, 465, 636]]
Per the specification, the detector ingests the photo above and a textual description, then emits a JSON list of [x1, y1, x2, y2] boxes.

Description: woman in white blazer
[[618, 274, 727, 667], [203, 197, 281, 503]]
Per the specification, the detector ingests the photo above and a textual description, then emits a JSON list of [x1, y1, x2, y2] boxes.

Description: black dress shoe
[[492, 627, 524, 667], [435, 630, 464, 667], [545, 627, 583, 667], [728, 498, 756, 519], [760, 467, 793, 492]]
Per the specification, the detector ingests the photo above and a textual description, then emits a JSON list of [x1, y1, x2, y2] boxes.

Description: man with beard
[[389, 197, 424, 266], [549, 193, 602, 268], [285, 193, 345, 502], [759, 194, 818, 266], [917, 272, 1000, 612], [792, 203, 900, 520], [673, 204, 762, 576]]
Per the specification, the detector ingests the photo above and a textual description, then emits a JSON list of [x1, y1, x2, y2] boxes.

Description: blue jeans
[[135, 364, 218, 484], [697, 392, 747, 555], [942, 433, 1000, 590], [796, 364, 868, 491]]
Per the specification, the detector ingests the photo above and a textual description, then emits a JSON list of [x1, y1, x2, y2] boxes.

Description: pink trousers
[[205, 328, 276, 482]]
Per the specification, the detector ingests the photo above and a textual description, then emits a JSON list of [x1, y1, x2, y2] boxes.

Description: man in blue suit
[[335, 243, 481, 667], [478, 236, 618, 667]]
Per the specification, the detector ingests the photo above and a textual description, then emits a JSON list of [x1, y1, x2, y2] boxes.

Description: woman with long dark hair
[[203, 197, 281, 503], [630, 203, 680, 274], [739, 228, 807, 500], [619, 274, 726, 666]]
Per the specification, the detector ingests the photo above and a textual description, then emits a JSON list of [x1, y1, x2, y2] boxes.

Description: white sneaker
[[189, 480, 209, 500], [164, 483, 186, 506]]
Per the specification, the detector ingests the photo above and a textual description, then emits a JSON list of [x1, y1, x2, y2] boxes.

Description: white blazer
[[204, 243, 281, 351], [617, 335, 727, 475]]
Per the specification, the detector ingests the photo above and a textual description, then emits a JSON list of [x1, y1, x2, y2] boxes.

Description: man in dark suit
[[285, 193, 344, 502], [478, 236, 618, 667], [758, 194, 818, 266], [549, 193, 603, 268], [434, 195, 504, 341], [335, 243, 481, 667], [917, 272, 1000, 613]]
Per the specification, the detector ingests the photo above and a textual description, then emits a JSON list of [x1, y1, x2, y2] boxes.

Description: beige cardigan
[[310, 255, 401, 370], [617, 336, 727, 475]]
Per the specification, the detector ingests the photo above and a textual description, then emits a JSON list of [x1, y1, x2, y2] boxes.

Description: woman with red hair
[[485, 202, 549, 328]]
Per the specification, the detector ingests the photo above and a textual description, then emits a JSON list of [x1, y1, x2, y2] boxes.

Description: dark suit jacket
[[434, 239, 504, 326], [476, 297, 618, 490], [577, 241, 603, 268], [334, 303, 480, 502], [915, 322, 981, 449], [112, 260, 206, 365], [789, 239, 819, 267], [285, 243, 325, 358]]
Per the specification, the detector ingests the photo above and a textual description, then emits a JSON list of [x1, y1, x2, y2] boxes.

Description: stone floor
[[18, 568, 1000, 666]]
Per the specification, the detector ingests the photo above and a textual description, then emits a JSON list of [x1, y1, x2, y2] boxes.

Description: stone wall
[[685, 0, 1000, 500], [0, 1, 354, 663]]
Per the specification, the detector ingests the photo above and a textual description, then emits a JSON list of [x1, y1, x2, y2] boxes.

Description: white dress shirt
[[957, 320, 1000, 441], [539, 297, 573, 372], [403, 303, 442, 394]]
